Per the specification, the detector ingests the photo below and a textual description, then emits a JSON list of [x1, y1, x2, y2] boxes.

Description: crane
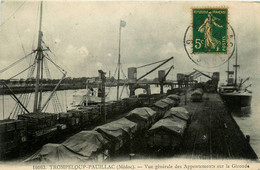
[[137, 57, 174, 82], [128, 56, 174, 96]]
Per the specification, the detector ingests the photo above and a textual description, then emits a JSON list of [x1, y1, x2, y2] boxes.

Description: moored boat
[[220, 90, 252, 107], [219, 42, 252, 107]]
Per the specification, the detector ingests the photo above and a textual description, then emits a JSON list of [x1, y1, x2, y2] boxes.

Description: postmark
[[192, 8, 228, 54]]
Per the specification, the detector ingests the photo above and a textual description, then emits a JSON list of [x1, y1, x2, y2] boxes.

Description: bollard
[[129, 153, 135, 160]]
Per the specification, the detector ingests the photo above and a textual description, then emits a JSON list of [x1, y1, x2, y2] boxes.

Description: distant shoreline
[[0, 83, 123, 95]]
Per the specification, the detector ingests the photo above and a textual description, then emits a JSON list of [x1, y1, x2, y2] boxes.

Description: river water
[[0, 84, 259, 157], [231, 81, 260, 158]]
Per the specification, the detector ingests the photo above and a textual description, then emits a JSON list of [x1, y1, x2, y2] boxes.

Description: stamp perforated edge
[[190, 6, 230, 55]]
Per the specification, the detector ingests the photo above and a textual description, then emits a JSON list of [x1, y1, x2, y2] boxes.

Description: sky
[[0, 1, 260, 84]]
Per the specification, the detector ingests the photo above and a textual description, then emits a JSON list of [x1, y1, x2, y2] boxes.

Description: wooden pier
[[178, 92, 258, 159]]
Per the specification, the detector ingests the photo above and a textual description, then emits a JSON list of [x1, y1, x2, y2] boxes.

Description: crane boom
[[160, 65, 174, 82], [193, 68, 212, 79], [137, 57, 173, 82]]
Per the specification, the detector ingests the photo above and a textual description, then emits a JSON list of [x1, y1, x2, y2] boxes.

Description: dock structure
[[179, 92, 258, 159]]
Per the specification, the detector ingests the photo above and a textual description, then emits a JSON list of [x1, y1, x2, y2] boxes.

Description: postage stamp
[[192, 8, 228, 54]]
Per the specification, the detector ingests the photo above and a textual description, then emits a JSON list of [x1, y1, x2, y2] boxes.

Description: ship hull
[[220, 93, 252, 107]]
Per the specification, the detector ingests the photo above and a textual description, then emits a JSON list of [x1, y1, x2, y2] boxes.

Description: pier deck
[[178, 92, 258, 159]]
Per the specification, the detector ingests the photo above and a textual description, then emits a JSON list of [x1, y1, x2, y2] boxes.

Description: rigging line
[[19, 85, 31, 105], [118, 65, 128, 98], [136, 58, 168, 69], [51, 96, 57, 113], [10, 74, 33, 115], [7, 61, 37, 80], [42, 40, 56, 57], [43, 58, 63, 113], [0, 1, 26, 28], [15, 22, 26, 56], [42, 58, 56, 112], [25, 92, 32, 107], [10, 94, 22, 118], [42, 43, 76, 76], [105, 66, 118, 96], [120, 65, 128, 79], [125, 84, 130, 96], [54, 92, 62, 113], [41, 28, 55, 51], [44, 52, 66, 74], [27, 57, 37, 78], [120, 79, 129, 98], [113, 66, 118, 78], [56, 92, 63, 112], [23, 62, 37, 109], [8, 94, 27, 119], [13, 93, 27, 116], [54, 93, 61, 113], [16, 61, 36, 111], [43, 57, 52, 78], [119, 84, 125, 99], [0, 52, 34, 73]]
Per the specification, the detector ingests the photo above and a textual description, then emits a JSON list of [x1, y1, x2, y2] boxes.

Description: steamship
[[219, 44, 252, 107]]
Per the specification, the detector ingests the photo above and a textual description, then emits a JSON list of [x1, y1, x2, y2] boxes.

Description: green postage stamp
[[192, 8, 228, 54]]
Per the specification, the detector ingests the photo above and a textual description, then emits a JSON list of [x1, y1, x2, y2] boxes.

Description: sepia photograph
[[0, 0, 259, 169]]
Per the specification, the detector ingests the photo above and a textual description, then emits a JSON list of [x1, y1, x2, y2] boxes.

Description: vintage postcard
[[0, 0, 259, 170]]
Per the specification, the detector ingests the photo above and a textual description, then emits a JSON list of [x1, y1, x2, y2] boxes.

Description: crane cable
[[136, 58, 168, 69]]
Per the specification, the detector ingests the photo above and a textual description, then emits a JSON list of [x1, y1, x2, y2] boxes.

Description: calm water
[[231, 79, 260, 158]]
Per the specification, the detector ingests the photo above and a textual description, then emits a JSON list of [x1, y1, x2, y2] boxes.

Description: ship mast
[[33, 1, 44, 113], [234, 43, 239, 87], [226, 58, 229, 84], [116, 22, 122, 101]]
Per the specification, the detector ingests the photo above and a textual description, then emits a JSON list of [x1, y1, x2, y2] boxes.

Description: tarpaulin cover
[[126, 107, 156, 121], [24, 143, 89, 163], [94, 118, 137, 140], [191, 90, 203, 96], [192, 88, 204, 95], [62, 131, 109, 158], [170, 107, 190, 117], [161, 98, 176, 106], [163, 110, 189, 121], [153, 100, 169, 109], [149, 117, 187, 137], [112, 118, 138, 135], [167, 94, 180, 102], [143, 107, 157, 117]]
